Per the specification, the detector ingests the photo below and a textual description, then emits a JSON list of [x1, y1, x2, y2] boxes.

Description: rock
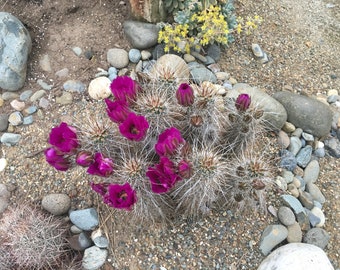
[[282, 170, 294, 184], [68, 232, 92, 251], [298, 190, 314, 210], [314, 147, 325, 158], [310, 207, 325, 227], [296, 145, 313, 168], [37, 79, 53, 90], [56, 92, 73, 105], [0, 158, 8, 172], [259, 224, 288, 255], [215, 71, 229, 81], [88, 77, 111, 100], [128, 49, 141, 63], [0, 133, 21, 146], [275, 176, 287, 191], [277, 206, 296, 226], [63, 80, 86, 93], [0, 12, 32, 91], [229, 83, 287, 130], [306, 183, 326, 204], [282, 122, 296, 133], [281, 194, 309, 230], [23, 105, 37, 115], [327, 89, 338, 96], [82, 246, 108, 270], [108, 66, 118, 81], [39, 97, 50, 109], [303, 228, 330, 249], [288, 183, 299, 197], [191, 51, 207, 63], [2, 92, 19, 100], [273, 91, 333, 137], [257, 243, 334, 270], [8, 111, 23, 126], [206, 44, 221, 62], [10, 100, 25, 111], [324, 137, 340, 158], [251, 43, 264, 58], [302, 132, 314, 142], [70, 225, 83, 234], [41, 193, 71, 216], [292, 127, 303, 137], [91, 229, 109, 248], [55, 68, 69, 78], [72, 46, 82, 56], [287, 222, 302, 243], [277, 130, 290, 148], [279, 149, 297, 171], [123, 20, 160, 49], [107, 48, 129, 69], [152, 44, 166, 60], [0, 114, 9, 131], [288, 136, 302, 156], [23, 115, 33, 125], [19, 90, 33, 101], [30, 90, 47, 102], [303, 160, 320, 184], [189, 62, 217, 84], [69, 208, 99, 231], [141, 50, 152, 60]]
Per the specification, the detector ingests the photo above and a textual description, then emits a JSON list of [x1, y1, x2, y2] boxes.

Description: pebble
[[279, 149, 297, 171], [310, 207, 325, 227], [55, 68, 69, 78], [10, 100, 25, 111], [0, 197, 9, 215], [307, 209, 321, 227], [8, 111, 23, 126], [39, 97, 50, 109], [0, 183, 10, 199], [39, 54, 52, 72], [107, 48, 129, 69], [327, 95, 338, 104], [298, 190, 314, 209], [128, 48, 141, 63], [303, 160, 320, 184], [70, 225, 83, 234], [0, 133, 21, 146], [277, 130, 290, 148], [82, 246, 108, 270], [141, 50, 152, 60], [37, 79, 53, 90], [2, 92, 19, 100], [68, 232, 92, 251], [206, 44, 221, 62], [202, 55, 215, 65], [302, 132, 314, 142], [282, 170, 294, 184], [259, 224, 288, 256], [281, 194, 309, 229], [63, 80, 86, 93], [91, 229, 109, 248], [251, 43, 264, 58], [291, 127, 303, 137], [23, 115, 33, 125], [327, 89, 338, 96], [288, 136, 302, 156], [88, 77, 111, 100], [56, 92, 73, 105], [303, 228, 330, 250], [190, 51, 207, 63], [72, 46, 82, 56], [41, 193, 71, 215], [69, 208, 99, 231], [19, 90, 33, 101], [275, 176, 287, 191], [215, 71, 229, 81], [287, 183, 299, 197], [287, 222, 302, 243], [296, 145, 312, 168], [0, 158, 8, 172], [108, 66, 118, 81], [23, 105, 37, 115], [292, 176, 304, 189], [313, 147, 325, 158], [277, 206, 296, 226], [30, 90, 47, 102], [257, 243, 334, 270], [306, 183, 326, 204], [282, 122, 296, 133], [0, 114, 9, 132], [183, 53, 195, 63], [188, 62, 217, 84]]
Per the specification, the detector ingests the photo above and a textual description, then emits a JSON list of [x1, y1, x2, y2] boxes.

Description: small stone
[[8, 111, 23, 126], [91, 229, 109, 248], [251, 43, 264, 58], [88, 77, 111, 100], [282, 170, 294, 184], [279, 150, 297, 171], [302, 132, 314, 142], [281, 194, 309, 230], [277, 130, 290, 148], [0, 114, 9, 132], [0, 158, 8, 172], [303, 228, 330, 249], [128, 48, 141, 63], [307, 209, 321, 227], [68, 232, 92, 251], [141, 50, 152, 60], [2, 92, 19, 100], [107, 48, 129, 69], [313, 147, 325, 158], [0, 183, 10, 198], [183, 54, 195, 63], [56, 92, 73, 105], [292, 177, 303, 188], [303, 160, 320, 184], [37, 79, 53, 90], [23, 105, 37, 115], [288, 136, 302, 156], [10, 100, 25, 111], [259, 224, 288, 255], [287, 183, 299, 197], [41, 193, 71, 215], [39, 97, 50, 109], [191, 51, 207, 62], [72, 46, 82, 56], [55, 68, 69, 78], [69, 208, 99, 231], [207, 44, 221, 62], [0, 133, 21, 146], [306, 183, 326, 204], [327, 89, 338, 96], [0, 197, 9, 215], [63, 80, 86, 93], [287, 222, 302, 243], [275, 176, 287, 191], [70, 225, 83, 234], [258, 243, 334, 270], [327, 95, 338, 104], [277, 206, 296, 226], [19, 90, 33, 101], [123, 21, 159, 50], [310, 207, 325, 227], [82, 246, 108, 270], [324, 137, 340, 158], [291, 127, 303, 137], [229, 77, 238, 85], [202, 55, 215, 65], [84, 50, 94, 60], [298, 190, 314, 210], [296, 145, 313, 168], [39, 54, 52, 72], [23, 115, 33, 125], [30, 90, 47, 102], [293, 166, 304, 177]]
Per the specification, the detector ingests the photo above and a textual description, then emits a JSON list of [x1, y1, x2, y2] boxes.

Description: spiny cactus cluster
[[44, 65, 276, 222], [0, 204, 71, 269]]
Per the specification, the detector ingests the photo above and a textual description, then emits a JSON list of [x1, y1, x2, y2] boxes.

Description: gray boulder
[[0, 12, 32, 91], [123, 20, 159, 50], [188, 61, 217, 84], [273, 91, 333, 138], [227, 83, 287, 130]]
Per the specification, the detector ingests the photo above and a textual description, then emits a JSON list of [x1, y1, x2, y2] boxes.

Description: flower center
[[119, 191, 128, 201]]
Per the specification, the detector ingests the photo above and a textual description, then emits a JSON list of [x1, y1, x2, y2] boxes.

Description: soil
[[1, 0, 339, 269]]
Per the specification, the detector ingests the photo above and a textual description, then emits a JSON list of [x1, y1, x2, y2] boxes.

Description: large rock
[[123, 20, 160, 50], [227, 83, 287, 130], [273, 91, 333, 137], [0, 12, 32, 91], [257, 243, 334, 270]]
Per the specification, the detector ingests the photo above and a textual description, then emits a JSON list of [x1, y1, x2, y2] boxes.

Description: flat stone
[[257, 243, 334, 270], [304, 160, 320, 184], [2, 92, 19, 100], [273, 91, 333, 138], [307, 209, 321, 227], [302, 132, 314, 141], [39, 54, 52, 72], [123, 20, 159, 50], [56, 92, 73, 105], [30, 90, 47, 102], [41, 193, 71, 216], [0, 12, 32, 91], [282, 170, 294, 184], [69, 208, 99, 231], [288, 136, 302, 156], [277, 206, 296, 226], [55, 67, 69, 78], [23, 115, 33, 125], [228, 83, 287, 130], [291, 127, 303, 137], [296, 145, 313, 168], [299, 190, 314, 210], [287, 222, 302, 243], [303, 228, 330, 250], [63, 80, 86, 93], [82, 246, 108, 270], [281, 194, 309, 230], [259, 224, 288, 255], [0, 133, 21, 146], [19, 89, 33, 101], [306, 183, 326, 204], [37, 79, 53, 90], [188, 62, 217, 84]]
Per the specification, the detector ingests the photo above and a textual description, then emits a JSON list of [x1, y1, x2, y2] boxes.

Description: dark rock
[[324, 137, 340, 158], [279, 149, 297, 171], [303, 228, 330, 249]]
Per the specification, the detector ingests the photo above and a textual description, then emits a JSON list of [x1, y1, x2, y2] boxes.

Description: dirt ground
[[1, 0, 339, 269]]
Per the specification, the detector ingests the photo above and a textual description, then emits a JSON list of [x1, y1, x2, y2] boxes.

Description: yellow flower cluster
[[158, 24, 194, 53], [235, 15, 263, 35]]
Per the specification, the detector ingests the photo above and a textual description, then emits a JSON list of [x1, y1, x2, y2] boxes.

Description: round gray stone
[[128, 48, 141, 63], [287, 222, 302, 243], [0, 12, 32, 91], [107, 48, 129, 69], [273, 91, 333, 138], [304, 160, 320, 184], [41, 193, 71, 216], [303, 228, 330, 249], [277, 206, 296, 226]]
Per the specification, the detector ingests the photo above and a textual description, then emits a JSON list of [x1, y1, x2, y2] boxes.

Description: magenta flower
[[119, 113, 149, 141], [48, 122, 79, 153], [90, 181, 110, 196], [177, 160, 192, 179], [44, 147, 70, 171], [103, 183, 137, 210], [105, 98, 130, 124], [110, 76, 138, 104], [146, 157, 181, 194], [87, 152, 114, 177], [76, 151, 93, 167], [176, 83, 194, 107], [155, 127, 185, 156], [235, 94, 251, 112]]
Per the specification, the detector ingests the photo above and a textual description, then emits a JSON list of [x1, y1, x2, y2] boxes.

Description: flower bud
[[76, 151, 93, 167], [235, 94, 251, 112], [176, 83, 194, 107], [190, 115, 203, 127]]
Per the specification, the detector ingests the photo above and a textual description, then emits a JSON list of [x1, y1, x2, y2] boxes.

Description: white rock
[[0, 158, 8, 172], [82, 246, 108, 270], [327, 89, 338, 96], [257, 243, 334, 270], [311, 207, 326, 227], [88, 77, 112, 100]]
